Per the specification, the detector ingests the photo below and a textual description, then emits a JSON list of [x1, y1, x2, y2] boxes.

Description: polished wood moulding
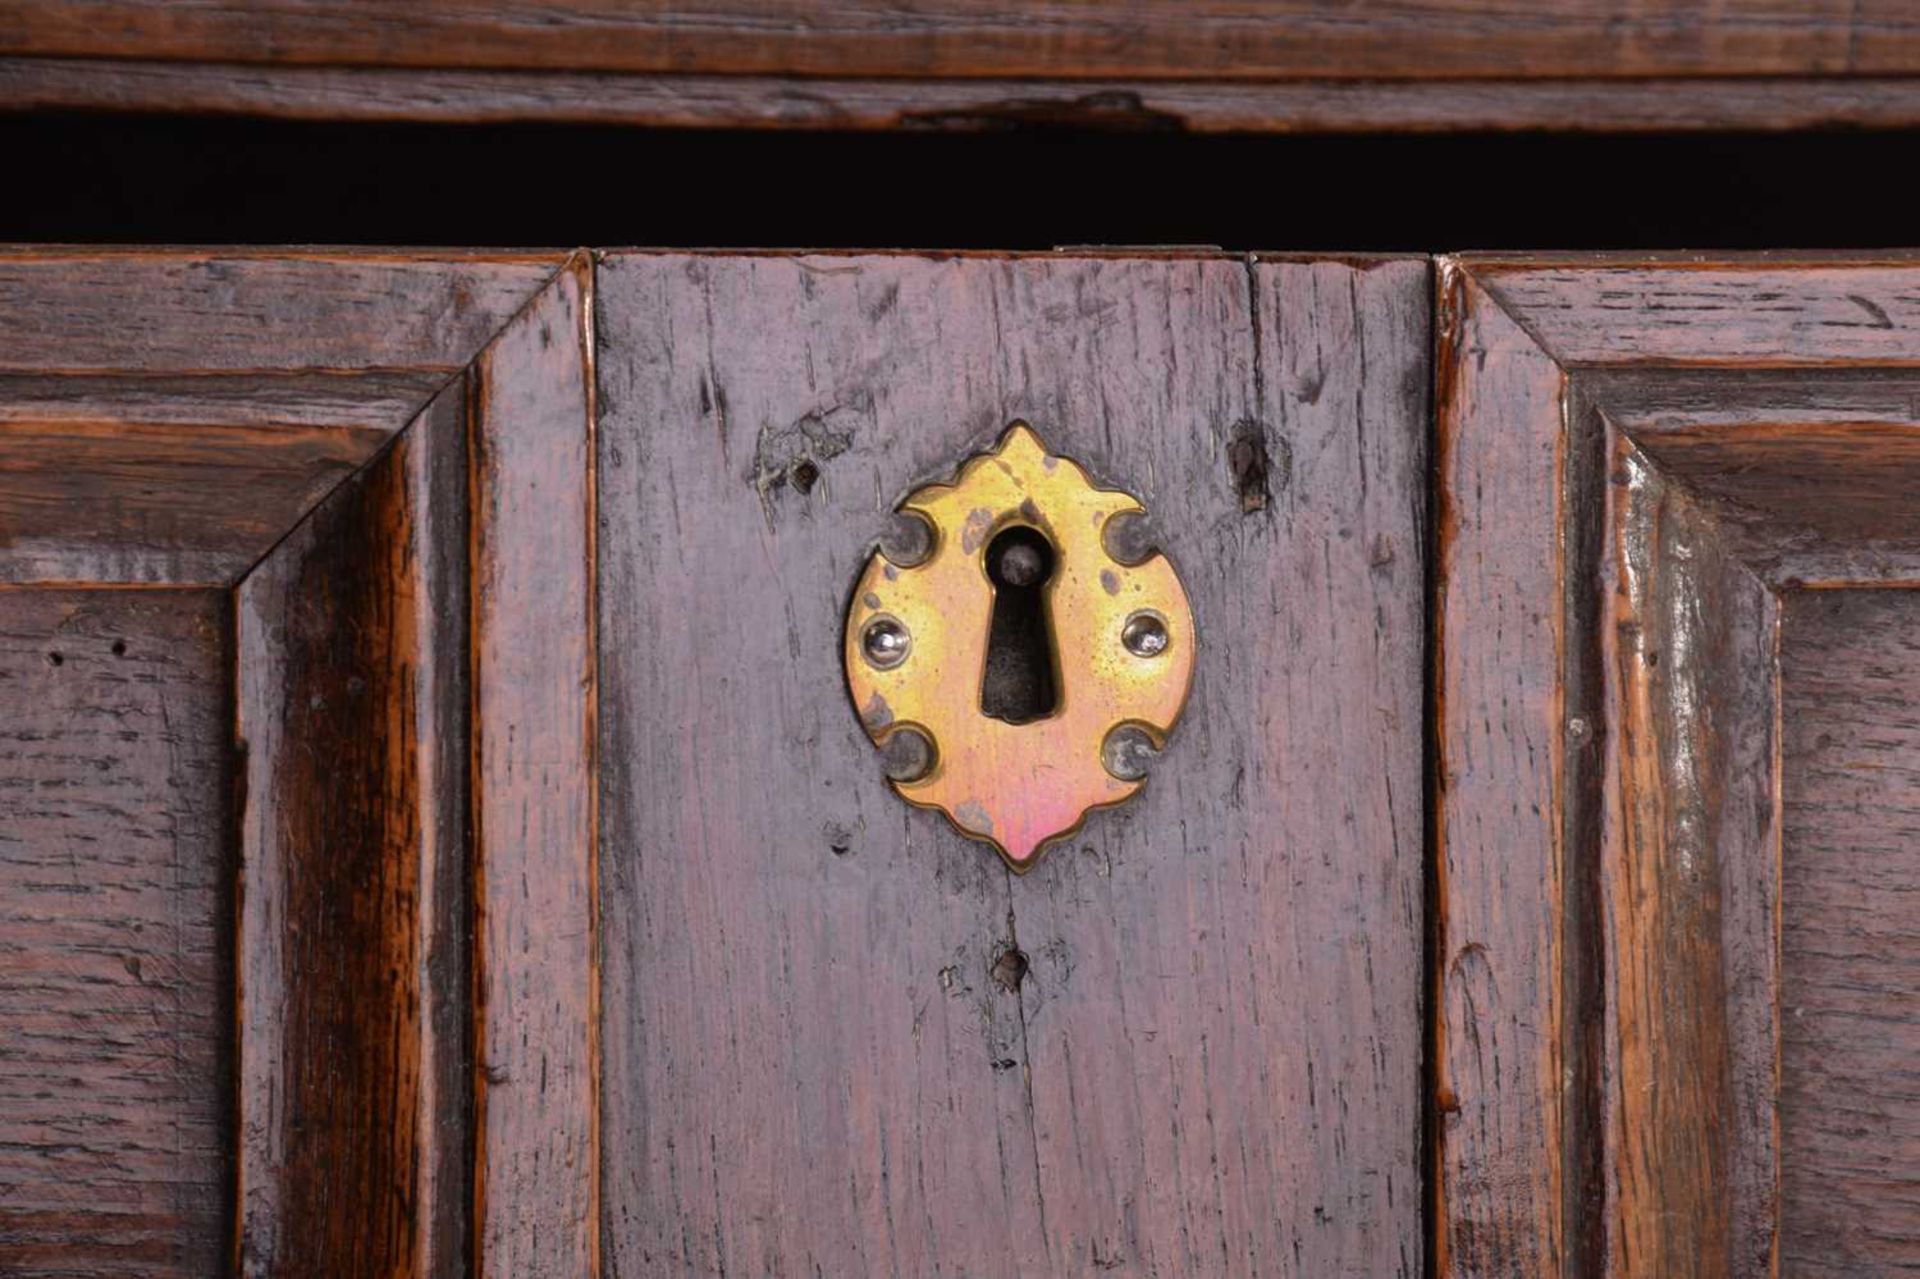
[[6, 1, 1918, 79], [1436, 253, 1920, 1277]]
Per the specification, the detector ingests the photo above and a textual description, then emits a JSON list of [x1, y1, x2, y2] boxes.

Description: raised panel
[[234, 380, 472, 1275], [0, 251, 590, 1277], [1438, 254, 1920, 1277]]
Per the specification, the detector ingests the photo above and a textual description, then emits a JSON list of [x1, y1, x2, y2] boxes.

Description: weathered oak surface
[[596, 251, 1426, 1275], [0, 589, 232, 1276], [0, 371, 447, 583], [469, 255, 599, 1279], [33, 245, 1920, 1278], [0, 251, 557, 375], [0, 253, 561, 588], [1433, 261, 1575, 1277]]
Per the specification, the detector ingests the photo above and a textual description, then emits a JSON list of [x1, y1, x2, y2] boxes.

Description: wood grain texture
[[0, 372, 448, 434], [1433, 263, 1574, 1277], [0, 370, 442, 584], [3, 1, 1917, 80], [1779, 589, 1920, 1276], [1597, 430, 1779, 1279], [0, 417, 389, 586], [0, 589, 232, 1277], [1470, 257, 1920, 368], [1439, 255, 1920, 1277], [1625, 421, 1920, 589], [235, 381, 472, 1277], [13, 58, 1920, 132], [469, 254, 597, 1279], [0, 252, 559, 375], [596, 251, 1424, 1276], [0, 254, 566, 587]]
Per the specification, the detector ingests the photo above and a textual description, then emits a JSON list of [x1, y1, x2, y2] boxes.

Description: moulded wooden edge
[[4, 2, 1920, 83], [1, 250, 597, 1277], [11, 59, 1920, 132], [227, 253, 599, 1278], [466, 253, 600, 1279], [1436, 254, 1920, 1279]]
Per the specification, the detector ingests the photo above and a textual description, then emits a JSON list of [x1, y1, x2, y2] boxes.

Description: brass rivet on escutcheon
[[1120, 610, 1170, 658], [842, 422, 1196, 871], [860, 616, 911, 669]]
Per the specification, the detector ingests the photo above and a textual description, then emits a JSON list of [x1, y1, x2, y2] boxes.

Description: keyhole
[[980, 526, 1058, 724]]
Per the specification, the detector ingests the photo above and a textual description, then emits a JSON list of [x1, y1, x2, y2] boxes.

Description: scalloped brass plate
[[844, 423, 1195, 871]]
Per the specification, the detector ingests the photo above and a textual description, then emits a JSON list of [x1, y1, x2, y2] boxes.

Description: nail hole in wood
[[1227, 420, 1273, 513], [990, 946, 1029, 994]]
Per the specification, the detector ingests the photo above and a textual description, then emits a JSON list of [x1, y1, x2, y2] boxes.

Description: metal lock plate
[[844, 423, 1195, 870]]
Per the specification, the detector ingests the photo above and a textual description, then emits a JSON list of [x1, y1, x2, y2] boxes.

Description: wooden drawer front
[[31, 247, 1920, 1276]]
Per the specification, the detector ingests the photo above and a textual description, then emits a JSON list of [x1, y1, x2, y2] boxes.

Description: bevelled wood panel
[[0, 589, 232, 1277], [235, 381, 471, 1277], [597, 252, 1425, 1275], [0, 250, 591, 1277], [1437, 254, 1920, 1278], [0, 416, 392, 585], [0, 370, 447, 584]]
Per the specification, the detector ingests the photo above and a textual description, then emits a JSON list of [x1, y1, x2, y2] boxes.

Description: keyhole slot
[[980, 525, 1059, 725]]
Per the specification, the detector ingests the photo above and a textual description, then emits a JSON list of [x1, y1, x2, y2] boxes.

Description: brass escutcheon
[[844, 422, 1196, 871]]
